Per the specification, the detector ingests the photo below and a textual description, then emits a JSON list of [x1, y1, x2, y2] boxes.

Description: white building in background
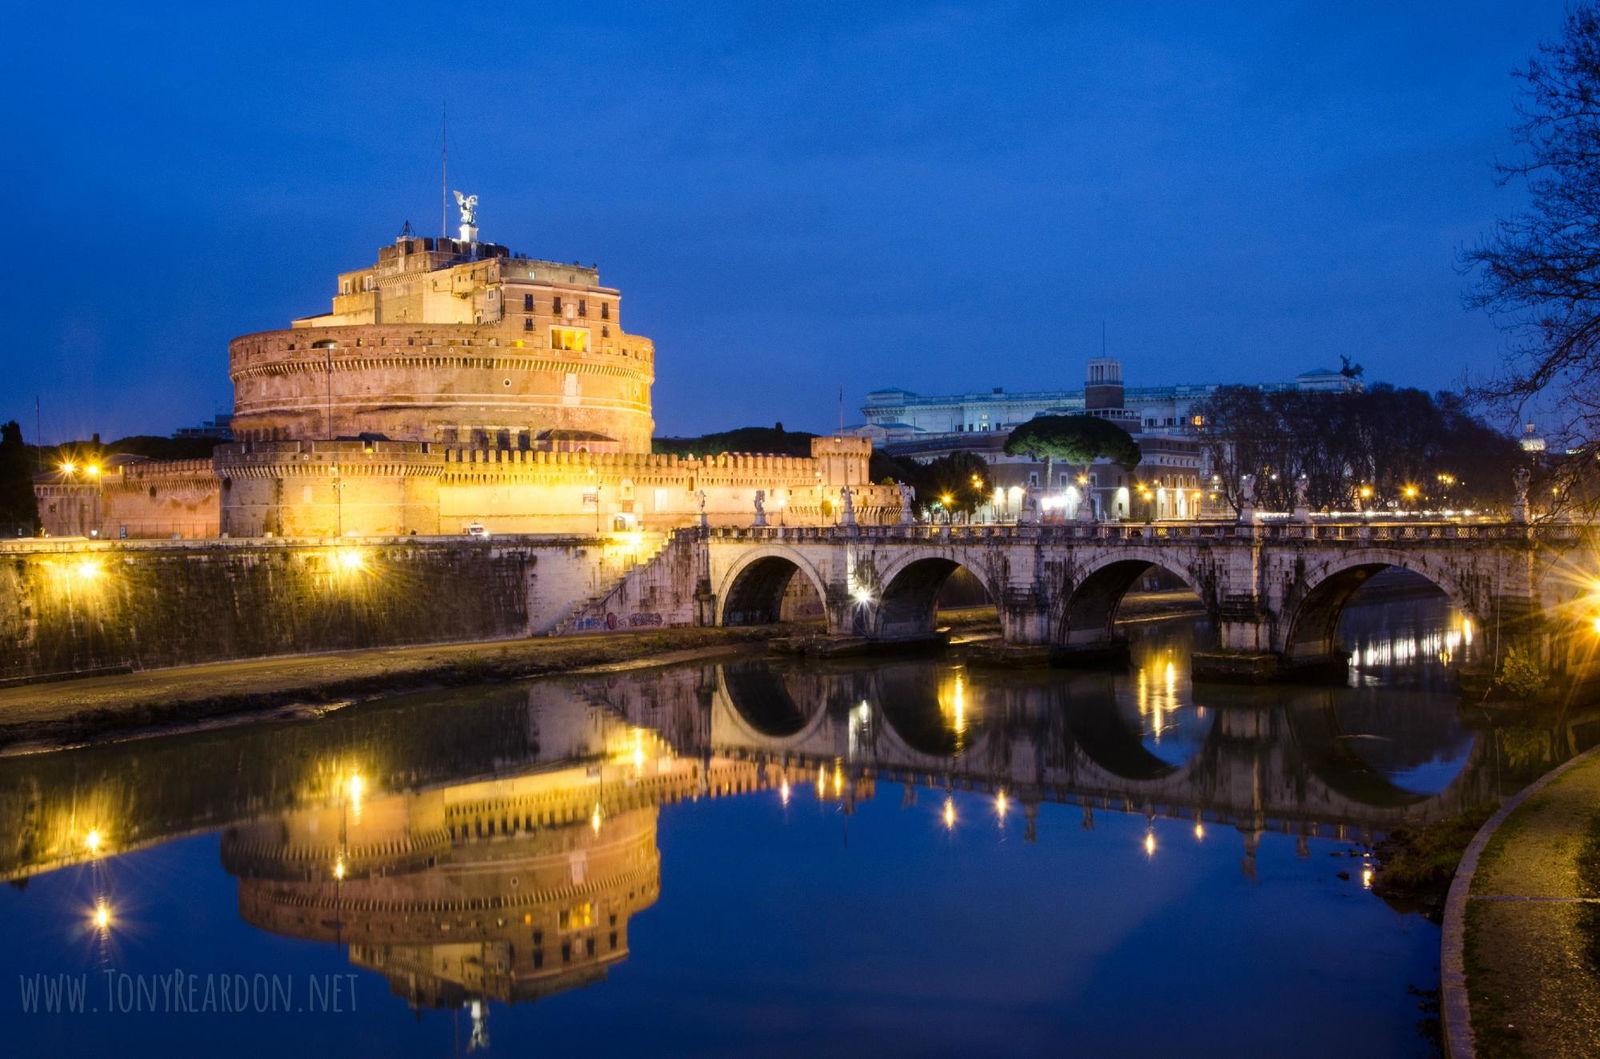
[[857, 362, 1363, 521]]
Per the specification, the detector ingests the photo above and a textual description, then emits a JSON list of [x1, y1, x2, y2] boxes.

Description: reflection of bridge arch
[[716, 661, 830, 741], [1281, 689, 1494, 809], [1060, 549, 1214, 646], [871, 552, 999, 640], [1283, 552, 1473, 661], [717, 547, 828, 626], [709, 663, 838, 758]]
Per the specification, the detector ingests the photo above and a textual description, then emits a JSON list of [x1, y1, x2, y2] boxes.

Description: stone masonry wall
[[0, 536, 646, 681]]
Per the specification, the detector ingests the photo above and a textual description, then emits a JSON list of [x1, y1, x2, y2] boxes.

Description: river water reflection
[[0, 595, 1555, 1056]]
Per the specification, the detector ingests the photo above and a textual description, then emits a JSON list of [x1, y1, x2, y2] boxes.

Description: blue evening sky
[[0, 1, 1567, 442]]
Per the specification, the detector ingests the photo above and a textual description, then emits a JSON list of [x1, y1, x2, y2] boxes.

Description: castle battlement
[[36, 209, 898, 541]]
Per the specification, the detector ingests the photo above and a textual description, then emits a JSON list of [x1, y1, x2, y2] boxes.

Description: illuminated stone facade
[[232, 236, 655, 452], [36, 221, 897, 539]]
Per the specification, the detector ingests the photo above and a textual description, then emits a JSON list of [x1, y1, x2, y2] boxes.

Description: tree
[[907, 452, 990, 519], [0, 421, 39, 536], [1466, 6, 1600, 501], [1002, 414, 1141, 493], [1193, 386, 1522, 514]]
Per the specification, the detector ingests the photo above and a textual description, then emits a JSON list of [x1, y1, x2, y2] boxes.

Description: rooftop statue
[[453, 190, 478, 227]]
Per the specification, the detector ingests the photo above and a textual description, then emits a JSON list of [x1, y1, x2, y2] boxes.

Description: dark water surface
[[0, 596, 1546, 1056]]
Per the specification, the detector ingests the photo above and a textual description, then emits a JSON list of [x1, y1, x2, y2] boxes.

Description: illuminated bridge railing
[[706, 519, 1579, 546]]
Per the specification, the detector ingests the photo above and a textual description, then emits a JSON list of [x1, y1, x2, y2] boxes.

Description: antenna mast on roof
[[440, 106, 448, 241]]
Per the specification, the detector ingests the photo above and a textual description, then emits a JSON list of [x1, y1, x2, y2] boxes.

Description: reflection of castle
[[216, 707, 793, 1012], [229, 794, 661, 1008], [37, 200, 897, 538]]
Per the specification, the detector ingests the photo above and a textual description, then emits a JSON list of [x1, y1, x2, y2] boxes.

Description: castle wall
[[0, 536, 651, 681], [101, 459, 221, 539]]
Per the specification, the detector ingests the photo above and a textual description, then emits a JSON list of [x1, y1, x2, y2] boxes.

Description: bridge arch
[[1281, 552, 1477, 662], [1058, 550, 1214, 647], [870, 551, 999, 641], [717, 547, 829, 627]]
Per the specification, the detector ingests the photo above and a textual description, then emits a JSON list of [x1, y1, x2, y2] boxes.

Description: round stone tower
[[229, 217, 655, 453]]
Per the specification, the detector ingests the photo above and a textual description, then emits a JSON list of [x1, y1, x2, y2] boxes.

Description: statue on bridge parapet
[[896, 482, 915, 526], [696, 489, 708, 531], [840, 486, 858, 528], [752, 490, 768, 528], [1018, 487, 1040, 525], [1512, 466, 1530, 524], [1293, 475, 1311, 523], [1239, 474, 1258, 523]]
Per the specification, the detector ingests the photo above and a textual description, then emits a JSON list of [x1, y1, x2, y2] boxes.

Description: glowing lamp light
[[84, 829, 103, 855], [333, 858, 347, 881], [591, 802, 604, 834], [84, 463, 102, 478], [995, 789, 1008, 820], [940, 493, 953, 506], [1361, 865, 1374, 890], [1193, 820, 1205, 841], [1591, 615, 1600, 636], [91, 899, 113, 932], [59, 461, 77, 476], [852, 585, 874, 605], [1143, 830, 1157, 858], [333, 548, 365, 573], [942, 796, 956, 831]]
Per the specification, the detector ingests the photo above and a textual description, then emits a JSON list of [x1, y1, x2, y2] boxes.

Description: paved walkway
[[1446, 747, 1600, 1056]]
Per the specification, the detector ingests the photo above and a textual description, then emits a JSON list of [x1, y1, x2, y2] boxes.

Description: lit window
[[559, 902, 593, 930], [550, 327, 591, 352]]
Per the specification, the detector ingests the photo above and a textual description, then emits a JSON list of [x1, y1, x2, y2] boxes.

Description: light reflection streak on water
[[1346, 615, 1475, 676]]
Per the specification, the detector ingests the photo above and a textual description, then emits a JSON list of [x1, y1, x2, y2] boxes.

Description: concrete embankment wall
[[0, 535, 651, 681]]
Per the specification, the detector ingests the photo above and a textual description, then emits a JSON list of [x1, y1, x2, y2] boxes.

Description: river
[[0, 590, 1561, 1056]]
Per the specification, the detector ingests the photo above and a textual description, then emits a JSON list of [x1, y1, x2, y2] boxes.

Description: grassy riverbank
[[0, 626, 802, 753]]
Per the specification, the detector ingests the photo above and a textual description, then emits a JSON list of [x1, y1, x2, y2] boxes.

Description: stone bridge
[[698, 519, 1596, 678]]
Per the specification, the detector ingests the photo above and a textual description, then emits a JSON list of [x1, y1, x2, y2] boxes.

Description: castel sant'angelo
[[43, 197, 895, 538]]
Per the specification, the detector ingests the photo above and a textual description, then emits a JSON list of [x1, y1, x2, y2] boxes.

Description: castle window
[[523, 293, 534, 312], [602, 325, 610, 338], [577, 299, 587, 317], [601, 303, 610, 320], [550, 327, 591, 353], [552, 296, 563, 313], [523, 317, 533, 331]]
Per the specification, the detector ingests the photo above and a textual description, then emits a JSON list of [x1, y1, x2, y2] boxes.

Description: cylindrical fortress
[[228, 235, 656, 452], [229, 324, 655, 451]]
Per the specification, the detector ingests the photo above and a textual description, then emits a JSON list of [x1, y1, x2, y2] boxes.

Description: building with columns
[[859, 359, 1360, 521]]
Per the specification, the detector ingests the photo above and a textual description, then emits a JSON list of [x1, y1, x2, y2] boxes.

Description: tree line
[[1191, 385, 1525, 513]]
